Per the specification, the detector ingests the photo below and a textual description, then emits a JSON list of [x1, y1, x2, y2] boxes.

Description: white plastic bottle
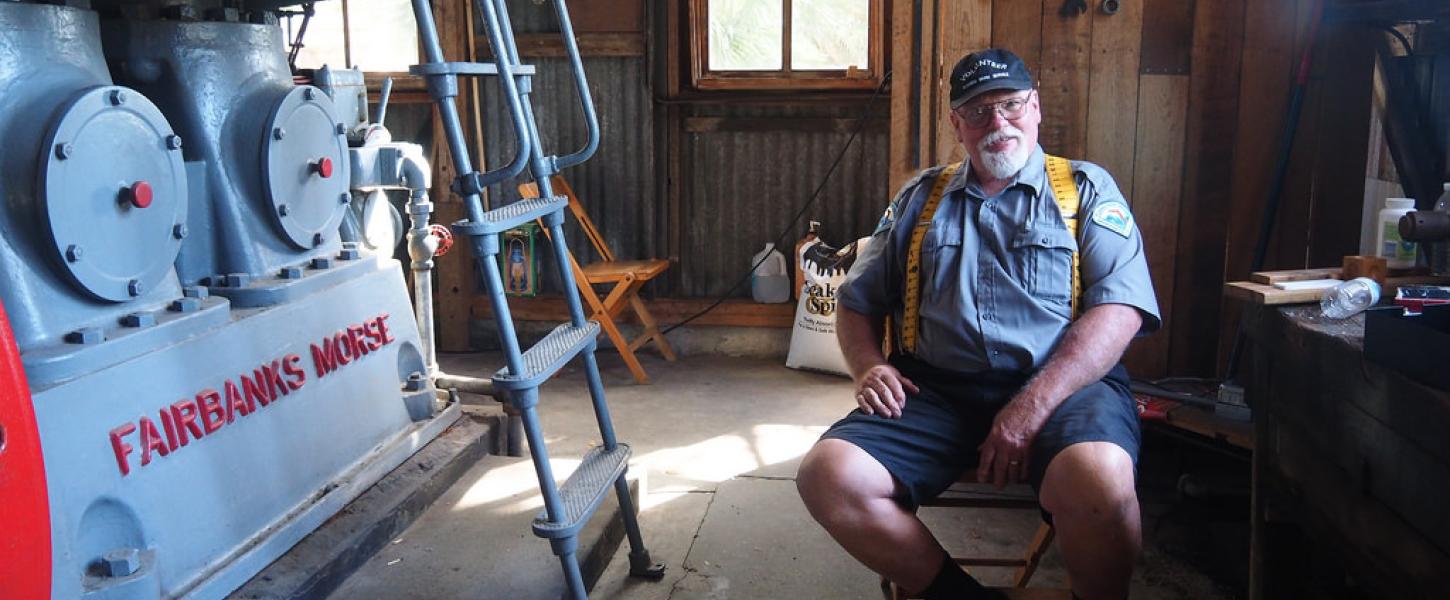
[[750, 243, 790, 303], [1377, 197, 1418, 268], [1320, 277, 1380, 320]]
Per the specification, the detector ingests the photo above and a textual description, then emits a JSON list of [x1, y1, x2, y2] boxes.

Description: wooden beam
[[888, 0, 920, 191], [478, 32, 647, 58], [471, 296, 797, 328], [683, 117, 887, 134], [429, 0, 480, 351]]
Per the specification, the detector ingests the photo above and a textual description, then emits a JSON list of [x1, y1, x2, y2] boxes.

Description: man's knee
[[796, 438, 894, 518], [1038, 441, 1137, 524]]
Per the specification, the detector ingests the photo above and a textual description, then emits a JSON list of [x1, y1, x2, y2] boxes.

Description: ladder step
[[492, 321, 600, 391], [408, 61, 536, 77], [452, 195, 567, 237], [532, 443, 631, 539]]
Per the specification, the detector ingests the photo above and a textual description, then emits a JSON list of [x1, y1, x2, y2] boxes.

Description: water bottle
[[1320, 277, 1381, 320]]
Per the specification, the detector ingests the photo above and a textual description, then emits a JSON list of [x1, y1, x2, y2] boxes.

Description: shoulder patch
[[1090, 201, 1134, 238], [872, 200, 898, 235], [873, 168, 938, 235]]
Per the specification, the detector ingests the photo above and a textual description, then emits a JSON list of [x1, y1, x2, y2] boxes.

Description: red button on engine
[[129, 181, 153, 209], [315, 157, 334, 179]]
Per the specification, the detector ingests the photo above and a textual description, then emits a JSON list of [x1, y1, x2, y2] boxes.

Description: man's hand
[[976, 398, 1050, 488], [854, 364, 919, 419]]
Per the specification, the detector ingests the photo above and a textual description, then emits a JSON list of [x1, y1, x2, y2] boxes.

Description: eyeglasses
[[955, 91, 1036, 128]]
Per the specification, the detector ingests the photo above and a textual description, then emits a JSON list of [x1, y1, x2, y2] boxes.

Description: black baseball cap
[[949, 49, 1034, 109]]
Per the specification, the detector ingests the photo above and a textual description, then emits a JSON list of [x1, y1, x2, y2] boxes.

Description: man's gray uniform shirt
[[838, 146, 1161, 374]]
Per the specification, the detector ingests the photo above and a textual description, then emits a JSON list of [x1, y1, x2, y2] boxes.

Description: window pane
[[791, 0, 869, 70], [288, 0, 346, 70], [347, 0, 420, 72], [708, 0, 783, 71]]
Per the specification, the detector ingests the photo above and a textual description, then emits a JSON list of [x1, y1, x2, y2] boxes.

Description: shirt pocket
[[1010, 227, 1076, 310], [922, 226, 963, 304]]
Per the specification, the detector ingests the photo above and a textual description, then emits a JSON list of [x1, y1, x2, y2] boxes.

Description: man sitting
[[796, 48, 1160, 600]]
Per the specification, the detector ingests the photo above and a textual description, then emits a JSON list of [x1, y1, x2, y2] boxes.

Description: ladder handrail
[[548, 0, 600, 171], [471, 0, 533, 190], [491, 0, 598, 176]]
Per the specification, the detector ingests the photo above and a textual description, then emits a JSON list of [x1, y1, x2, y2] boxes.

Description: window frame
[[687, 0, 885, 92], [285, 0, 421, 85]]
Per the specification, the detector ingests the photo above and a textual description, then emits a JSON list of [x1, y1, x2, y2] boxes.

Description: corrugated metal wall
[[478, 56, 657, 285], [680, 110, 889, 297], [472, 0, 892, 298]]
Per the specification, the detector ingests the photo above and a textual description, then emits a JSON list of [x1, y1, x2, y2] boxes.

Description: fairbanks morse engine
[[0, 0, 454, 597]]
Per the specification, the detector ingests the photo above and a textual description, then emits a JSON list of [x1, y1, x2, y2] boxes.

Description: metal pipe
[[400, 153, 439, 375], [549, 0, 600, 170], [472, 0, 533, 189], [399, 153, 502, 400], [433, 373, 497, 397]]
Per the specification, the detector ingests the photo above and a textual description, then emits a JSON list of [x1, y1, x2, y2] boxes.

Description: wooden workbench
[[1241, 305, 1450, 598]]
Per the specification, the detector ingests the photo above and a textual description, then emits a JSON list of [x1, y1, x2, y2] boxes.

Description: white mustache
[[978, 126, 1024, 154]]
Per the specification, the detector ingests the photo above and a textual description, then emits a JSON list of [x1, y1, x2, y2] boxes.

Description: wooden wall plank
[[1121, 75, 1189, 379], [992, 0, 1044, 80], [1219, 0, 1304, 368], [1306, 25, 1377, 268], [1225, 0, 1311, 280], [1169, 0, 1245, 377], [1085, 0, 1142, 193], [889, 0, 919, 191], [1139, 0, 1195, 74], [569, 0, 644, 33], [1038, 5, 1093, 158], [1271, 48, 1321, 271], [934, 0, 993, 164], [917, 0, 938, 172]]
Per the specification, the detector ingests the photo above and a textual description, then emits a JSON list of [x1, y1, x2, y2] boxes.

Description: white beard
[[973, 125, 1032, 180]]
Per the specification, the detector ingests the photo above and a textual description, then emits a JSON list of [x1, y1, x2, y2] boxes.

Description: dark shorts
[[820, 354, 1140, 510]]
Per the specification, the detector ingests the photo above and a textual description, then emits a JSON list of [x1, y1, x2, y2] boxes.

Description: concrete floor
[[331, 349, 1239, 599]]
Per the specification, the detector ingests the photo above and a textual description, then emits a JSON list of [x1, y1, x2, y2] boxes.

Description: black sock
[[919, 554, 1005, 600]]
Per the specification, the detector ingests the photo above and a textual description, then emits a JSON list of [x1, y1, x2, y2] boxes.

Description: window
[[285, 0, 420, 73], [689, 0, 883, 91]]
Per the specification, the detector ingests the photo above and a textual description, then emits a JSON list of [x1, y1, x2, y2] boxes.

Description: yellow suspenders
[[1044, 154, 1083, 320], [900, 155, 1082, 355]]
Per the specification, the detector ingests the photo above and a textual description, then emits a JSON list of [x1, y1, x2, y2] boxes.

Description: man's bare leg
[[1038, 441, 1142, 600], [796, 438, 944, 594]]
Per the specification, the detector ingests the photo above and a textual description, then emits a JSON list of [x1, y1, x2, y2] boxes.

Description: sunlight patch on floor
[[452, 458, 581, 512]]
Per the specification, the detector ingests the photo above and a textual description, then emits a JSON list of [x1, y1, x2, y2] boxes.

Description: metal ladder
[[405, 0, 665, 597]]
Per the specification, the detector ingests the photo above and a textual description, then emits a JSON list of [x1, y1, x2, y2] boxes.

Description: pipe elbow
[[399, 152, 432, 193]]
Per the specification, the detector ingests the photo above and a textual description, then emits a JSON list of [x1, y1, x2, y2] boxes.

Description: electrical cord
[[661, 72, 892, 334]]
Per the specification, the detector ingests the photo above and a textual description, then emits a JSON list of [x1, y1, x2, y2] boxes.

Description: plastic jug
[[751, 243, 790, 303]]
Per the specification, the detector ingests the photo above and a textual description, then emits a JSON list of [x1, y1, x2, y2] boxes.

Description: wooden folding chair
[[519, 176, 677, 384], [881, 472, 1060, 599]]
